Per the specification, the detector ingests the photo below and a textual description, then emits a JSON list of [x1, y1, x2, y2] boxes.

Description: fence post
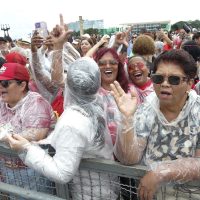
[[55, 183, 70, 199]]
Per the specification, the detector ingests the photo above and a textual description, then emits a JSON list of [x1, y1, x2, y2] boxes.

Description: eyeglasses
[[98, 60, 118, 67], [0, 80, 22, 88], [0, 80, 13, 88], [128, 62, 145, 70], [151, 74, 189, 85]]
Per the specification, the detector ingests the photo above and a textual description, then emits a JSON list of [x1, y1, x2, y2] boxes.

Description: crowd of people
[[0, 14, 200, 200]]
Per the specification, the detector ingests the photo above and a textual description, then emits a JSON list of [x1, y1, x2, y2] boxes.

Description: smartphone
[[35, 22, 48, 38]]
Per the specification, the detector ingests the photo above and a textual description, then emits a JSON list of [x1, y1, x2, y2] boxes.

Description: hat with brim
[[0, 63, 30, 81], [5, 52, 27, 65]]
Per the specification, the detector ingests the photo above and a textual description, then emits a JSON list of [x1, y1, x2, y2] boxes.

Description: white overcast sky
[[0, 0, 199, 39]]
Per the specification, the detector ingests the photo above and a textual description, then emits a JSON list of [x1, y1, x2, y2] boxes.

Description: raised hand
[[115, 32, 128, 47], [110, 81, 137, 117], [100, 34, 110, 44], [31, 31, 44, 53], [124, 26, 132, 42], [46, 14, 73, 50]]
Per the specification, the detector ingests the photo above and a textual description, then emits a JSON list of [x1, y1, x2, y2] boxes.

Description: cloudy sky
[[0, 0, 199, 39]]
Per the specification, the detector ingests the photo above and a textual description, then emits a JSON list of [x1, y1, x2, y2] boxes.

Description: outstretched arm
[[8, 126, 87, 184], [85, 35, 110, 58], [30, 31, 58, 102], [46, 14, 73, 88]]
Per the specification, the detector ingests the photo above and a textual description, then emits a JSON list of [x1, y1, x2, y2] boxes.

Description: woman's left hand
[[138, 171, 161, 200], [7, 134, 29, 152]]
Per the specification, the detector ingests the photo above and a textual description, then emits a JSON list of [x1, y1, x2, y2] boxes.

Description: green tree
[[171, 20, 200, 31], [84, 28, 99, 35], [171, 21, 186, 31], [190, 20, 200, 29]]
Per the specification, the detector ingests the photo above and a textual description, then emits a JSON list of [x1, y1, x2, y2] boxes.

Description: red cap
[[5, 52, 27, 65], [0, 63, 30, 81]]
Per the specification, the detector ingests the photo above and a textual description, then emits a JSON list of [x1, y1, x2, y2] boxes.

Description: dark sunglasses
[[0, 80, 22, 88], [151, 74, 188, 85], [98, 60, 118, 67]]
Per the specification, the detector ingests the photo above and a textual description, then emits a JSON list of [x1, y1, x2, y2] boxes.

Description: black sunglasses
[[0, 80, 22, 88], [151, 74, 188, 85]]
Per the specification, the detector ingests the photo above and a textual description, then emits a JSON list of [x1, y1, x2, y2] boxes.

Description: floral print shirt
[[134, 90, 200, 166]]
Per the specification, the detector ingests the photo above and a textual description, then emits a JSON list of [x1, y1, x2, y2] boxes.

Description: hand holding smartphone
[[35, 22, 48, 38]]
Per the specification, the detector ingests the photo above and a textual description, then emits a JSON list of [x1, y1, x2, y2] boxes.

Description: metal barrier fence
[[0, 146, 199, 200]]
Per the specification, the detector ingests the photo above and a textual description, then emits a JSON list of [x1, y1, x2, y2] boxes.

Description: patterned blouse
[[133, 90, 200, 166], [0, 91, 56, 135]]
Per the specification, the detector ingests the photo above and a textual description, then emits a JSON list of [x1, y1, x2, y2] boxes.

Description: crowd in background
[[0, 14, 200, 200]]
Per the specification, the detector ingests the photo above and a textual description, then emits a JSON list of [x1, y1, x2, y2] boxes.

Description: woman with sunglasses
[[94, 47, 129, 145], [0, 63, 56, 198], [111, 49, 200, 200], [128, 55, 154, 105], [95, 48, 136, 200], [126, 34, 156, 105]]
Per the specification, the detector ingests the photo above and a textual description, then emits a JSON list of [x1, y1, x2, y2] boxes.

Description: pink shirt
[[0, 91, 56, 134]]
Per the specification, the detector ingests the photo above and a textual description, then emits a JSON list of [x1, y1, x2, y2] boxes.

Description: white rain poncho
[[114, 90, 200, 199], [30, 50, 59, 103], [21, 57, 118, 200], [134, 90, 200, 167], [30, 42, 80, 103]]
